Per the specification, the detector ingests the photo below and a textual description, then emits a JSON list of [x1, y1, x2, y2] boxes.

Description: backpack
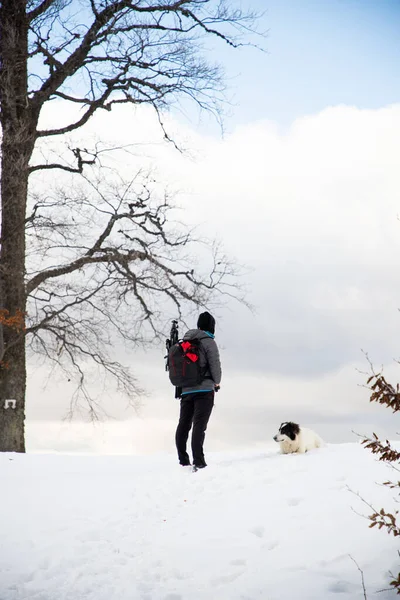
[[168, 338, 205, 388]]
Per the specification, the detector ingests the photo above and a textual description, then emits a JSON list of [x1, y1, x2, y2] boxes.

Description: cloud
[[157, 104, 400, 375], [27, 102, 400, 449]]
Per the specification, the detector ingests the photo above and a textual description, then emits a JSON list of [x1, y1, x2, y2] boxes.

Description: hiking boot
[[193, 461, 207, 469]]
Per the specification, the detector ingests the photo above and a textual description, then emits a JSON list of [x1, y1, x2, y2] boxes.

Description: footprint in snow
[[287, 497, 302, 507], [22, 570, 35, 584], [266, 540, 279, 551], [211, 571, 245, 586], [230, 559, 247, 566], [249, 525, 265, 538], [152, 560, 163, 568], [263, 477, 275, 485]]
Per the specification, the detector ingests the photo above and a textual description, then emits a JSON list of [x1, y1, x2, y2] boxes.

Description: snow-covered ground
[[1, 443, 398, 600]]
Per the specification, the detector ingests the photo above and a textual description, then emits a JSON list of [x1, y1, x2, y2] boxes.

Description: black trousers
[[175, 391, 214, 466]]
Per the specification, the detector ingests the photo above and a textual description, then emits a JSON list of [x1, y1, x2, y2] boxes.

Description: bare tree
[[25, 168, 242, 418], [362, 364, 400, 594], [0, 0, 260, 452]]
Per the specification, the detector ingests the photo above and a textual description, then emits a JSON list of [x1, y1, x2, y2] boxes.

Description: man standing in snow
[[175, 312, 222, 469]]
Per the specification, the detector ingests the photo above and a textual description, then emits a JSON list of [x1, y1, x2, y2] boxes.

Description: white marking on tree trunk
[[4, 399, 17, 409]]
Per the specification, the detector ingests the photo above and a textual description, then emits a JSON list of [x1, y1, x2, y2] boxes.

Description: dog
[[273, 421, 323, 454]]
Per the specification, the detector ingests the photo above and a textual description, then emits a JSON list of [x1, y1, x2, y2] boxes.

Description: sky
[[214, 0, 400, 130], [25, 0, 400, 454]]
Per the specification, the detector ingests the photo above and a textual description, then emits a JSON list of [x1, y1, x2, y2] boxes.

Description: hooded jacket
[[181, 329, 222, 396]]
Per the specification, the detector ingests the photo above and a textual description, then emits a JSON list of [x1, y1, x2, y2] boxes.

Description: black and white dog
[[273, 421, 323, 454]]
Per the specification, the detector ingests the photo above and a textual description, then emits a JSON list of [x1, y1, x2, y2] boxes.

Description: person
[[175, 311, 222, 469]]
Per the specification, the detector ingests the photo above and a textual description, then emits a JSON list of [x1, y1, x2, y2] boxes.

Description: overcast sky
[[26, 0, 400, 454]]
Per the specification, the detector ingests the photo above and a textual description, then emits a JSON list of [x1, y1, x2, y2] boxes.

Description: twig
[[349, 555, 367, 600]]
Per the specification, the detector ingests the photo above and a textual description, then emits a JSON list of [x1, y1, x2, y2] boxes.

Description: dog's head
[[273, 421, 300, 442]]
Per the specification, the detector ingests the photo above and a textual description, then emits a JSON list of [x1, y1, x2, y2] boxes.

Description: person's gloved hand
[[214, 384, 220, 392]]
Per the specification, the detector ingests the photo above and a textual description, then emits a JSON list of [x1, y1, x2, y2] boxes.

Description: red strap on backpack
[[180, 342, 199, 362]]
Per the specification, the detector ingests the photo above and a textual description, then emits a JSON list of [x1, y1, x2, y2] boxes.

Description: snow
[[1, 443, 398, 600]]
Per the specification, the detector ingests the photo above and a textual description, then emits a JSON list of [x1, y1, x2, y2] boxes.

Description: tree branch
[[29, 146, 98, 173], [26, 247, 148, 296], [30, 1, 187, 108], [27, 0, 261, 139], [28, 0, 58, 23], [348, 556, 367, 600]]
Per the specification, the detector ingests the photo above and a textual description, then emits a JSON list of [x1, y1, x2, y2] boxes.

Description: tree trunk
[[0, 0, 34, 452]]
